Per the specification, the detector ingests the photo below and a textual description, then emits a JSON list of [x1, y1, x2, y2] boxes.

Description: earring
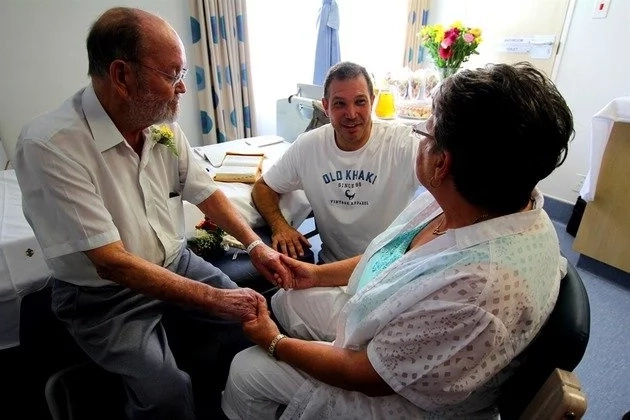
[[429, 175, 441, 188]]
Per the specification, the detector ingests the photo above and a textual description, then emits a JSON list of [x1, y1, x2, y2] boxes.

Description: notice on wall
[[497, 35, 556, 59], [498, 37, 532, 54]]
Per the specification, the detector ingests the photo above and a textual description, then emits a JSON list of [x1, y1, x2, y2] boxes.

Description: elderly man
[[14, 7, 286, 419]]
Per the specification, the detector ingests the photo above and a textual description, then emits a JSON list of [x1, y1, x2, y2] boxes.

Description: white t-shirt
[[14, 85, 217, 287], [263, 121, 420, 262]]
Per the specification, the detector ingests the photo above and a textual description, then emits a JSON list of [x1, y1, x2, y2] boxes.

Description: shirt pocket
[[167, 195, 185, 239]]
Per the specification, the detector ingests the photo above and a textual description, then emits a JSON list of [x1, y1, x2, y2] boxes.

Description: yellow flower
[[434, 28, 445, 43], [470, 28, 482, 37], [451, 20, 463, 30], [150, 124, 179, 157]]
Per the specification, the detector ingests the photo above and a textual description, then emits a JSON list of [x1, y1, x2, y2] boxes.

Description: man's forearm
[[86, 242, 218, 311], [251, 180, 292, 231], [197, 189, 260, 246]]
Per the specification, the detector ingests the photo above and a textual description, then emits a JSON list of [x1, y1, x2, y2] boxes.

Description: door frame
[[551, 0, 576, 81]]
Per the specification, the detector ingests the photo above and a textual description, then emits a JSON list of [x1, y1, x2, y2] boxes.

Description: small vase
[[436, 66, 460, 80]]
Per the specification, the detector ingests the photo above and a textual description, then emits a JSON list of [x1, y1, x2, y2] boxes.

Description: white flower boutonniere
[[150, 124, 179, 157]]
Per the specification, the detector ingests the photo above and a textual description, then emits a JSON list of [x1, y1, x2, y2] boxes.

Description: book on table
[[213, 152, 265, 183]]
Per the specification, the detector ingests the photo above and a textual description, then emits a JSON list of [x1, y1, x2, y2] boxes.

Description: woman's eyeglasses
[[412, 123, 435, 140]]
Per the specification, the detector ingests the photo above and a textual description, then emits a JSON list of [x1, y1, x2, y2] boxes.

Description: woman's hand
[[248, 244, 293, 288], [242, 296, 281, 347], [277, 254, 319, 289]]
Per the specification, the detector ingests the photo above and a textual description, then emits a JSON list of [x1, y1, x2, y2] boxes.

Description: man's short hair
[[323, 61, 374, 100], [87, 7, 143, 78]]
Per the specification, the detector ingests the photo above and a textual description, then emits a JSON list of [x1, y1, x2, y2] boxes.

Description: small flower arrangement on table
[[187, 218, 244, 260], [420, 21, 482, 74], [150, 124, 179, 157]]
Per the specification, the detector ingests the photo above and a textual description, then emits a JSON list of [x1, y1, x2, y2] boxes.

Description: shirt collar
[[82, 84, 126, 153], [454, 188, 546, 249]]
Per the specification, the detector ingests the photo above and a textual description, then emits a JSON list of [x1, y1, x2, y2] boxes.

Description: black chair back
[[497, 261, 591, 419]]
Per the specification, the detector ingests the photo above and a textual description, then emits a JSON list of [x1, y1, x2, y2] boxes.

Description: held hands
[[242, 296, 281, 348], [248, 243, 293, 288], [276, 254, 319, 290], [271, 225, 311, 259], [212, 287, 265, 322]]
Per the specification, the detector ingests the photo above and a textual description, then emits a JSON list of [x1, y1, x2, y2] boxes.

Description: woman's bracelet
[[267, 333, 287, 359], [246, 239, 264, 254]]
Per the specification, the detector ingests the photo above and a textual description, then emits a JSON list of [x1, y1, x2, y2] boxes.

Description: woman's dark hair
[[323, 61, 374, 100], [86, 7, 142, 78], [432, 62, 574, 214]]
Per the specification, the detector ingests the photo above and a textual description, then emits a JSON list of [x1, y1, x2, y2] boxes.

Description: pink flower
[[441, 28, 459, 48], [463, 32, 474, 43], [445, 27, 460, 38], [439, 45, 453, 60]]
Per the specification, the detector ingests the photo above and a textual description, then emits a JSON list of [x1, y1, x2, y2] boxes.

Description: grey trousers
[[52, 248, 245, 420]]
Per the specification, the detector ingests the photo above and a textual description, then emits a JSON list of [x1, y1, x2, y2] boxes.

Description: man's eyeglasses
[[134, 62, 188, 87], [412, 123, 435, 140]]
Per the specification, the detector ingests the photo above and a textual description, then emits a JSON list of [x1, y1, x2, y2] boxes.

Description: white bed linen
[[194, 137, 312, 229], [580, 97, 630, 201], [0, 170, 52, 349]]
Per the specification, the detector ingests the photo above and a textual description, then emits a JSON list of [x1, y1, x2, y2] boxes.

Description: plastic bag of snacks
[[396, 100, 432, 120]]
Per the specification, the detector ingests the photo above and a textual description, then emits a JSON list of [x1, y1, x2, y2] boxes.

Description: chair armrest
[[520, 368, 587, 420]]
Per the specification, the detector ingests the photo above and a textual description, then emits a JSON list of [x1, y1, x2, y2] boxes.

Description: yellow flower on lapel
[[150, 124, 179, 157]]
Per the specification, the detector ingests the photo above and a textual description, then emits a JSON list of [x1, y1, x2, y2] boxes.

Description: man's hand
[[276, 254, 319, 290], [248, 244, 294, 288], [252, 179, 310, 259], [242, 296, 281, 348], [271, 225, 311, 259], [211, 287, 265, 322]]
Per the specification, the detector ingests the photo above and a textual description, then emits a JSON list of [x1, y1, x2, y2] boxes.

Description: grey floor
[[553, 220, 630, 420], [298, 214, 630, 419]]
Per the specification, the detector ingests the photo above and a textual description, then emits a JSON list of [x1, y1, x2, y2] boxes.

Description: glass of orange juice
[[374, 89, 396, 119]]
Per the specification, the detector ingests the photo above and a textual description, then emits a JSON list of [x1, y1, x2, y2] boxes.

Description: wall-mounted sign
[[497, 35, 556, 59]]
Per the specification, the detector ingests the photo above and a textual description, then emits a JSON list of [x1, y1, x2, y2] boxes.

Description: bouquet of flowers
[[187, 217, 245, 260], [420, 21, 482, 69]]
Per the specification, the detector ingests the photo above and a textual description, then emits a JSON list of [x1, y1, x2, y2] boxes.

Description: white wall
[[246, 0, 407, 136], [423, 0, 630, 203], [2, 1, 628, 204], [540, 0, 630, 202], [0, 0, 201, 168]]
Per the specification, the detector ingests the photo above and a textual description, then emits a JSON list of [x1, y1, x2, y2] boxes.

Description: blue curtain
[[313, 0, 340, 86], [189, 0, 256, 144]]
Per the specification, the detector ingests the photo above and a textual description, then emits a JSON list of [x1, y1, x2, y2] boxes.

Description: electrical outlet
[[593, 0, 610, 19], [571, 174, 586, 193]]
